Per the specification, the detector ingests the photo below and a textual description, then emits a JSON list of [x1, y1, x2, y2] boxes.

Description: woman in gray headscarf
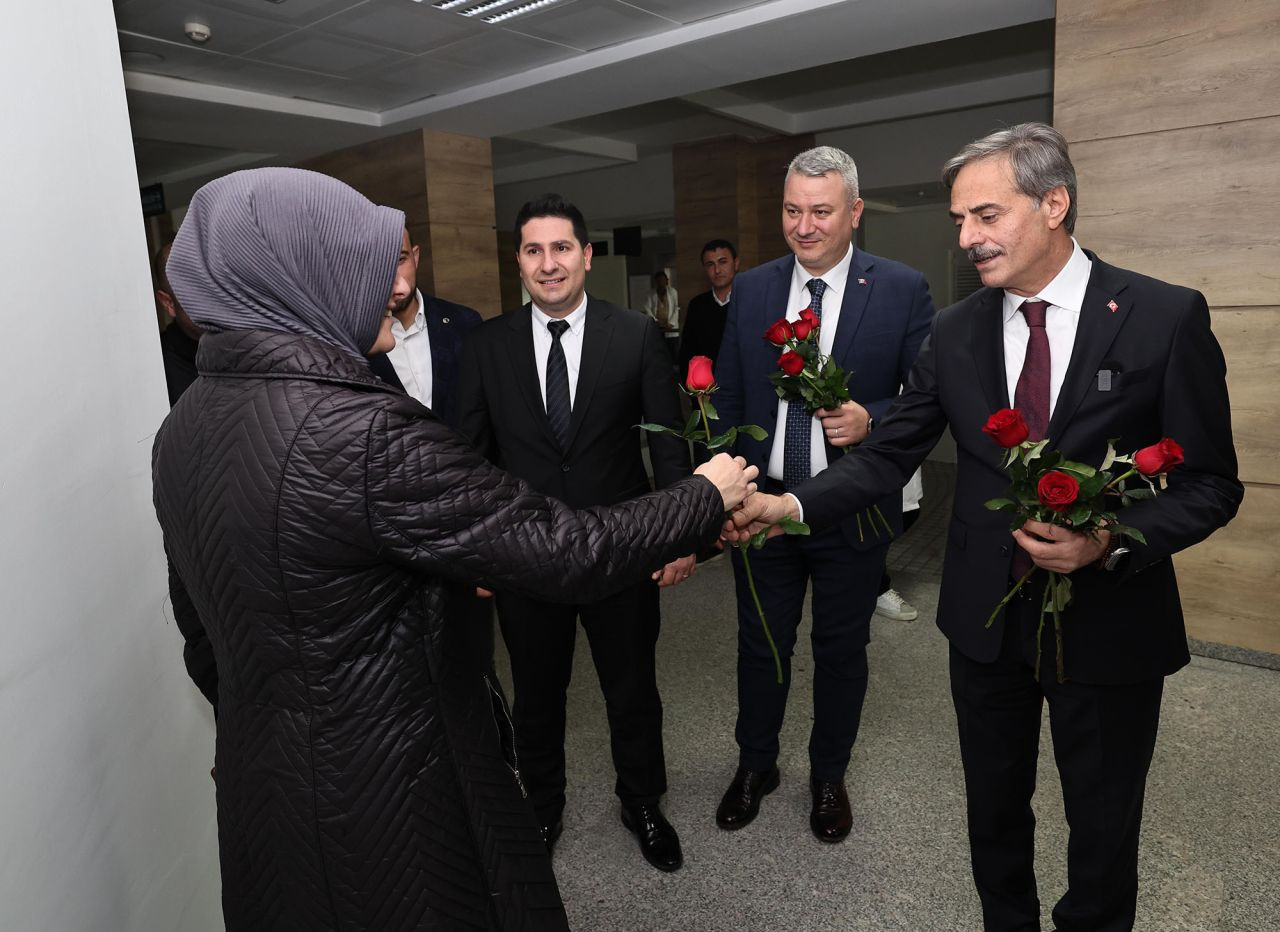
[[153, 168, 753, 932]]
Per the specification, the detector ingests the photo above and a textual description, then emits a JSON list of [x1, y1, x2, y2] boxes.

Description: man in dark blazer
[[713, 146, 935, 843], [368, 230, 482, 427], [734, 123, 1242, 931], [456, 194, 695, 874], [677, 238, 739, 376]]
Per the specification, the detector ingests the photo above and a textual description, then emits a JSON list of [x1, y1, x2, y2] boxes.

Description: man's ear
[[156, 289, 176, 320], [1043, 185, 1071, 230]]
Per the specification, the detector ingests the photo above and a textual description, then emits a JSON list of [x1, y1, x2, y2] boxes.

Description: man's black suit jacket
[[794, 252, 1243, 684], [456, 298, 690, 509], [368, 294, 482, 427]]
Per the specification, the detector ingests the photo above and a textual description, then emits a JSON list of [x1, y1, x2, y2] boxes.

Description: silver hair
[[941, 122, 1078, 233], [786, 146, 860, 203]]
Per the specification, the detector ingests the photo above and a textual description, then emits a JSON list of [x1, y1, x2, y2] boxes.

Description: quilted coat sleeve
[[366, 405, 724, 602]]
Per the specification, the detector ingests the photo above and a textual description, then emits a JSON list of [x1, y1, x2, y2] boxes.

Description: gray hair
[[941, 123, 1078, 233], [787, 146, 860, 203]]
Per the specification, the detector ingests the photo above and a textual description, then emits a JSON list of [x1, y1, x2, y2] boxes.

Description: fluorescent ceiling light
[[483, 0, 564, 23], [431, 1, 469, 9], [460, 0, 518, 16]]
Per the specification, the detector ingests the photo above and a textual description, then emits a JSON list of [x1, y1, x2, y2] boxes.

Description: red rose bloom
[[983, 408, 1030, 448], [685, 355, 715, 393], [1133, 438, 1184, 476], [799, 307, 819, 326], [778, 351, 805, 376], [792, 318, 816, 341], [1037, 470, 1080, 513], [764, 318, 793, 346]]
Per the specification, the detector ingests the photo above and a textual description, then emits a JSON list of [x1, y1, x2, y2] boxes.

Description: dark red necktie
[[1012, 299, 1050, 579]]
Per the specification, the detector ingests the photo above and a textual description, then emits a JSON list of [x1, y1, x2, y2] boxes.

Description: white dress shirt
[[387, 289, 433, 407], [1002, 238, 1093, 416], [767, 244, 855, 481], [531, 295, 588, 410]]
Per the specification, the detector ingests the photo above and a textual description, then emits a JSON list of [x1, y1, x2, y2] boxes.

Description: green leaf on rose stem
[[1067, 505, 1092, 525], [1040, 450, 1063, 470], [1025, 438, 1050, 462], [637, 423, 679, 437], [1059, 460, 1097, 479], [1077, 473, 1109, 499], [700, 399, 720, 421], [684, 411, 703, 436], [1008, 515, 1028, 532], [1108, 524, 1146, 545], [1123, 487, 1157, 501], [738, 424, 769, 442], [750, 529, 770, 550], [1052, 575, 1073, 612], [985, 497, 1018, 511], [777, 516, 810, 536], [1100, 439, 1120, 471], [706, 429, 736, 450]]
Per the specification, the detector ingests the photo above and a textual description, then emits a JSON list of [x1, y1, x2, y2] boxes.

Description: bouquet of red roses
[[764, 313, 892, 540], [639, 356, 808, 683], [982, 407, 1184, 681]]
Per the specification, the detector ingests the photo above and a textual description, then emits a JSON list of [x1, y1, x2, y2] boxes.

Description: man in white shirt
[[368, 229, 481, 426], [712, 146, 936, 843]]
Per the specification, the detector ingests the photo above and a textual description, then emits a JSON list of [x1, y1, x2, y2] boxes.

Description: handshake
[[691, 454, 802, 540]]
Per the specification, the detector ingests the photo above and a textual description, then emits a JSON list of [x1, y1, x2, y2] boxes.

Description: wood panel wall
[[672, 133, 813, 327], [297, 130, 503, 318], [1055, 0, 1280, 654]]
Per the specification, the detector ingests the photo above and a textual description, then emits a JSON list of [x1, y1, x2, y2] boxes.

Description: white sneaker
[[875, 589, 918, 621]]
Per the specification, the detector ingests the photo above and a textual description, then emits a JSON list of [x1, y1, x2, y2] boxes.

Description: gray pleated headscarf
[[166, 167, 405, 358]]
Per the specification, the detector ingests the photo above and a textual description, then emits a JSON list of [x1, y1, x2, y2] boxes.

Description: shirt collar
[[713, 288, 732, 307], [390, 289, 427, 337], [532, 292, 589, 332], [792, 243, 854, 301], [1003, 239, 1092, 322]]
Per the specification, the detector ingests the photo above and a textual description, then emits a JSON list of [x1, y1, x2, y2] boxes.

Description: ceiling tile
[[190, 57, 343, 100], [118, 32, 232, 81], [317, 0, 482, 55], [424, 29, 574, 75], [247, 33, 410, 77], [372, 54, 493, 100], [115, 1, 295, 56], [505, 0, 670, 52], [617, 0, 767, 24], [203, 0, 366, 27]]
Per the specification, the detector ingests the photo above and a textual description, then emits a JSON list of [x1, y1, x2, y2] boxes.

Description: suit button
[[1000, 545, 1010, 557], [561, 464, 570, 473]]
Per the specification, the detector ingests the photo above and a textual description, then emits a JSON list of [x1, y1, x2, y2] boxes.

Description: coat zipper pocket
[[483, 674, 527, 799]]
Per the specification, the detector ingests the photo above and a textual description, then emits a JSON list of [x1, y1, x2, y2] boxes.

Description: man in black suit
[[734, 123, 1242, 931], [712, 146, 935, 843], [456, 194, 695, 873], [368, 229, 482, 426], [677, 238, 739, 377]]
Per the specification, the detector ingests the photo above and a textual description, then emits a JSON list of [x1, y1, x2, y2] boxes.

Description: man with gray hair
[[712, 145, 935, 842], [730, 123, 1241, 930]]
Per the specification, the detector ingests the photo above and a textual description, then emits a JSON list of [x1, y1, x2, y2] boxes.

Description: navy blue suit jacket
[[369, 294, 483, 428], [715, 248, 935, 549]]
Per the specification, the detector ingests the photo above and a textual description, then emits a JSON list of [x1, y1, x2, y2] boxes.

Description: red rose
[[778, 351, 805, 376], [764, 318, 793, 346], [685, 355, 715, 392], [1133, 438, 1184, 476], [1037, 470, 1080, 513], [983, 408, 1030, 448], [792, 318, 816, 341], [799, 307, 819, 326]]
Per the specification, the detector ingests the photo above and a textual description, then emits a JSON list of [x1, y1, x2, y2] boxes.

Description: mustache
[[967, 245, 1003, 262]]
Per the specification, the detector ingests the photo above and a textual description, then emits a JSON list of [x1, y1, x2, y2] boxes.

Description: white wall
[[0, 3, 221, 930]]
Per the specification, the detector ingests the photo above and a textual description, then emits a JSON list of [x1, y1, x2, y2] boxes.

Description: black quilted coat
[[153, 330, 722, 931]]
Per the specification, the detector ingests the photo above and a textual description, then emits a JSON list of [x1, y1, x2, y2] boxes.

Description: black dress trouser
[[497, 581, 666, 825], [949, 586, 1165, 932]]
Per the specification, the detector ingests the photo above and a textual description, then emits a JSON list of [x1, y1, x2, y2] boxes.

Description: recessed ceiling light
[[483, 0, 564, 22], [431, 0, 470, 8], [460, 0, 516, 16]]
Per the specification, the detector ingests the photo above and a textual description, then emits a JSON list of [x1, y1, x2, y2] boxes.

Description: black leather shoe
[[541, 818, 563, 854], [620, 803, 683, 872], [715, 765, 780, 830], [809, 776, 852, 843]]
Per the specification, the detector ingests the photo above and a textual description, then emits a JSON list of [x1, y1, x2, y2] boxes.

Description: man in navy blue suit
[[368, 229, 482, 426], [713, 146, 935, 841]]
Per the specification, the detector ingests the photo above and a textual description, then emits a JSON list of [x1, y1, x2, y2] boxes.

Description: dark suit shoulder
[[856, 248, 928, 285], [423, 294, 483, 329], [1088, 253, 1202, 306], [733, 254, 794, 291]]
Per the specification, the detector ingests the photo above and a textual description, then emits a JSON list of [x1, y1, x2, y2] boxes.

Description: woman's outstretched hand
[[695, 453, 759, 511]]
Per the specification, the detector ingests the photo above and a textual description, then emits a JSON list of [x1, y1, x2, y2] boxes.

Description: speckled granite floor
[[494, 462, 1280, 931]]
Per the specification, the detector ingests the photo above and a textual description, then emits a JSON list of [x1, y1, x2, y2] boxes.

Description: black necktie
[[545, 320, 571, 448], [783, 278, 826, 489]]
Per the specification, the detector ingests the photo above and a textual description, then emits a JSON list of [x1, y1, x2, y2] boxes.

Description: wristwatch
[[1100, 535, 1131, 572], [866, 415, 875, 433]]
